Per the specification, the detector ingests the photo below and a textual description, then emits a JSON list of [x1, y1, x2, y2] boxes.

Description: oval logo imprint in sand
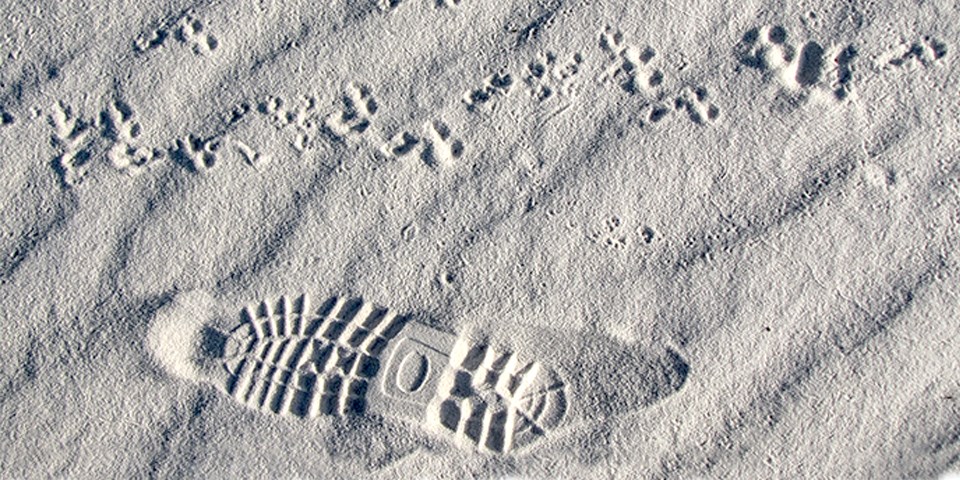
[[396, 351, 431, 393]]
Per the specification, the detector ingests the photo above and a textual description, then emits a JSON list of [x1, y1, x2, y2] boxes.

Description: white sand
[[1, 0, 960, 477]]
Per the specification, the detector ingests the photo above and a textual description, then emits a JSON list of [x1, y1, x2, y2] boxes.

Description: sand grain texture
[[1, 0, 960, 478]]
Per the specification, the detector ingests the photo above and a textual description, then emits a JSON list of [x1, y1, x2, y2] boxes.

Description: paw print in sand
[[737, 25, 856, 101], [598, 26, 665, 95], [324, 83, 379, 143], [674, 86, 721, 125], [104, 100, 163, 176], [175, 15, 219, 55], [523, 51, 584, 103]]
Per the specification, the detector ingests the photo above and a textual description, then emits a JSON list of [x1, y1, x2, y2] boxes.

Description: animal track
[[633, 100, 675, 127], [257, 95, 290, 132], [639, 225, 656, 244], [133, 26, 170, 53], [378, 0, 406, 11], [47, 21, 934, 190], [150, 292, 570, 454], [227, 101, 254, 125], [324, 83, 379, 143], [41, 26, 751, 188], [175, 15, 219, 55], [258, 95, 327, 151], [134, 13, 218, 55], [737, 25, 857, 100], [103, 100, 162, 175], [235, 140, 267, 167], [380, 130, 421, 158], [598, 26, 664, 95], [421, 119, 464, 168], [463, 71, 514, 113], [588, 215, 629, 249], [48, 103, 95, 186], [737, 25, 795, 71], [459, 49, 583, 117], [596, 26, 724, 127], [379, 119, 464, 169], [523, 51, 584, 104], [881, 36, 948, 69], [174, 135, 223, 172], [674, 86, 721, 125], [822, 45, 857, 99], [379, 0, 464, 11]]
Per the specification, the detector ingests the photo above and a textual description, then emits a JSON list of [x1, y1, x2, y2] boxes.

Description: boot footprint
[[148, 291, 688, 454]]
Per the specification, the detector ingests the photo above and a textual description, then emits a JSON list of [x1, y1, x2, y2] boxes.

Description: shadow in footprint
[[795, 41, 825, 87]]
